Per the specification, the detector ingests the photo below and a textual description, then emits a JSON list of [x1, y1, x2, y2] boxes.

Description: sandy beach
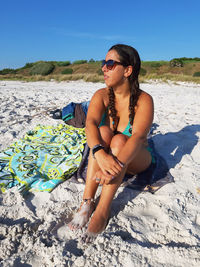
[[0, 80, 200, 267]]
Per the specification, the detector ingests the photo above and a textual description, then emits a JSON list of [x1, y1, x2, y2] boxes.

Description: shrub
[[56, 61, 71, 66], [0, 68, 17, 75], [89, 58, 95, 63], [193, 72, 200, 77], [30, 62, 55, 75], [178, 57, 200, 63], [140, 68, 147, 76], [170, 58, 184, 67], [97, 69, 103, 75], [23, 62, 34, 69], [61, 68, 73, 74], [193, 57, 200, 61], [73, 60, 87, 64], [150, 62, 162, 68]]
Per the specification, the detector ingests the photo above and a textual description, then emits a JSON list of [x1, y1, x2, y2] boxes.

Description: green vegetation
[[29, 62, 55, 75], [73, 60, 88, 64], [0, 68, 17, 75], [61, 68, 73, 74], [142, 60, 169, 66], [174, 57, 200, 63], [56, 61, 71, 66], [1, 57, 200, 83], [140, 68, 147, 76], [22, 63, 34, 69], [170, 58, 184, 67], [142, 62, 163, 68], [193, 72, 200, 77], [97, 69, 103, 76], [89, 58, 95, 63]]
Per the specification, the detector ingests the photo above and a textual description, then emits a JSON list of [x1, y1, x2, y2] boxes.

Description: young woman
[[68, 44, 154, 241]]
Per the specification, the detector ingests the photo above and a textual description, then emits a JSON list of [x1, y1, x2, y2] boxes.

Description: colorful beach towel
[[0, 124, 86, 193]]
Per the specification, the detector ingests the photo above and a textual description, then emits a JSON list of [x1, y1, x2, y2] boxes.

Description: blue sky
[[0, 0, 199, 69]]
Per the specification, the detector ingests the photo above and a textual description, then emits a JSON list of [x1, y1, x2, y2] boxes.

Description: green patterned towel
[[0, 124, 86, 193]]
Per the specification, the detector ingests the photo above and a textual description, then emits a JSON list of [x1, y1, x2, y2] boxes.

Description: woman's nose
[[102, 64, 108, 72]]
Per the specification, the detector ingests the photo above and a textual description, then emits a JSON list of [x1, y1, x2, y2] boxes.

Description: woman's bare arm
[[85, 89, 106, 148], [85, 89, 123, 176], [117, 92, 154, 165]]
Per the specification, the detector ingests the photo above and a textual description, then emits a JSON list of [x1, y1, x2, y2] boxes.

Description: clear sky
[[0, 0, 199, 69]]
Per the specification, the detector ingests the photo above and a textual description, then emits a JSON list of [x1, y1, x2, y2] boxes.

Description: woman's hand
[[93, 169, 115, 185], [94, 150, 123, 177]]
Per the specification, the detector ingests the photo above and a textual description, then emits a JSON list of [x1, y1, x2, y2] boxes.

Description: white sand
[[0, 80, 200, 267]]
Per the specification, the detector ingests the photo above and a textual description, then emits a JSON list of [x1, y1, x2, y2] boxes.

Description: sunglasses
[[101, 59, 125, 70]]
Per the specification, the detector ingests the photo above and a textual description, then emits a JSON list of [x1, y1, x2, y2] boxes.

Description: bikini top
[[99, 110, 132, 137]]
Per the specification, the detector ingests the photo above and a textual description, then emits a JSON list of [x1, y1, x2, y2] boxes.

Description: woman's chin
[[105, 81, 110, 87], [104, 79, 114, 88], [105, 81, 121, 89]]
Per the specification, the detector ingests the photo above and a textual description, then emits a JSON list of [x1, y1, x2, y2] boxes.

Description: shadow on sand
[[151, 123, 200, 169], [111, 123, 200, 225]]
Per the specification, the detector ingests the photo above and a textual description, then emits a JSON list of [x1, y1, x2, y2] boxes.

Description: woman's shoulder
[[138, 89, 153, 104], [134, 89, 154, 113], [92, 87, 109, 105], [94, 87, 108, 96]]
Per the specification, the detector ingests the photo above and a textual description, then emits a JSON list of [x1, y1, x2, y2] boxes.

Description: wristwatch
[[92, 144, 105, 159]]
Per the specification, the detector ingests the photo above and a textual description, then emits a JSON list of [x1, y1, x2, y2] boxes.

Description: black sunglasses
[[101, 59, 125, 70]]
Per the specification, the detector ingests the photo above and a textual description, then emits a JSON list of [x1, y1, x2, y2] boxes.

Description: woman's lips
[[104, 75, 109, 80]]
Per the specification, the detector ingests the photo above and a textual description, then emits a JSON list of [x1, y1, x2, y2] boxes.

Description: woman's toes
[[81, 231, 97, 244], [87, 211, 109, 235], [67, 221, 75, 230], [67, 200, 95, 231]]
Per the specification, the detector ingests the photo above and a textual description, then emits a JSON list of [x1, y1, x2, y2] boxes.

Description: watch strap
[[92, 144, 104, 159]]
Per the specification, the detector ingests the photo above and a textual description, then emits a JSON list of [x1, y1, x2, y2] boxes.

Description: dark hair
[[108, 44, 141, 133]]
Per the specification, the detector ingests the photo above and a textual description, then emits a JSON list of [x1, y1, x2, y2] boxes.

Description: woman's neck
[[113, 82, 130, 99]]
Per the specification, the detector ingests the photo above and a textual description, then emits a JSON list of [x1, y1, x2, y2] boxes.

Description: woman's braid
[[108, 80, 141, 134], [108, 87, 119, 132], [129, 78, 141, 126]]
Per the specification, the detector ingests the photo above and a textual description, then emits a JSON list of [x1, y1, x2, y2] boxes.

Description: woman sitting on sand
[[68, 44, 154, 241]]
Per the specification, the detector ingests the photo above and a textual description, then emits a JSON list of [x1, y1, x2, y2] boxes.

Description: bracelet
[[92, 144, 105, 159], [116, 158, 125, 168]]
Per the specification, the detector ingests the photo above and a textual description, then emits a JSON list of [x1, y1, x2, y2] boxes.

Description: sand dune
[[0, 80, 200, 266]]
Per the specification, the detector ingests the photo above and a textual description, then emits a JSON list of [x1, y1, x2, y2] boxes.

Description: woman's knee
[[110, 134, 128, 155], [99, 126, 114, 147]]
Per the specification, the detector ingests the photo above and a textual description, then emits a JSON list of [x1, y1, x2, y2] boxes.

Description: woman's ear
[[124, 65, 133, 77]]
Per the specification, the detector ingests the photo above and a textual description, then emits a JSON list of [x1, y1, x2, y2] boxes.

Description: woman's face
[[102, 49, 127, 88]]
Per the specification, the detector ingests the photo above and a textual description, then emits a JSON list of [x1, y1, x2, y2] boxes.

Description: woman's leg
[[85, 134, 151, 236], [68, 126, 113, 230], [86, 166, 127, 236], [83, 126, 114, 199]]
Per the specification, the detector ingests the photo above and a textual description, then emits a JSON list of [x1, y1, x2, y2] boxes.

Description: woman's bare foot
[[68, 199, 95, 231], [81, 208, 110, 243]]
